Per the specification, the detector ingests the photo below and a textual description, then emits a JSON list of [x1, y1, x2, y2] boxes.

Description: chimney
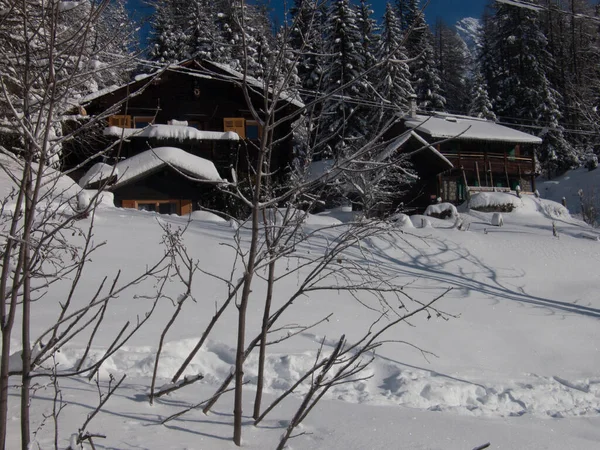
[[408, 94, 418, 118]]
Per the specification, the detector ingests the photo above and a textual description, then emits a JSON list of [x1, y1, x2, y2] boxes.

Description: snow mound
[[304, 213, 343, 227], [425, 202, 458, 219], [188, 210, 227, 223], [389, 213, 414, 228], [314, 206, 360, 223]]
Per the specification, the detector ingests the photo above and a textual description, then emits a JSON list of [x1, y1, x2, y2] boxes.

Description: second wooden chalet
[[388, 110, 542, 207]]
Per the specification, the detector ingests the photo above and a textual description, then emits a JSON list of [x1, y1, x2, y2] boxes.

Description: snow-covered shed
[[391, 111, 542, 205], [79, 147, 224, 215]]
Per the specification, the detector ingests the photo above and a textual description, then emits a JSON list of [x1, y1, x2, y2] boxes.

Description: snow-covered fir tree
[[289, 0, 326, 98], [148, 0, 192, 63], [434, 21, 470, 114], [375, 3, 414, 113], [319, 0, 367, 159], [355, 0, 380, 138], [401, 0, 445, 111], [468, 68, 496, 121], [0, 0, 135, 165], [481, 0, 575, 174], [148, 0, 273, 79]]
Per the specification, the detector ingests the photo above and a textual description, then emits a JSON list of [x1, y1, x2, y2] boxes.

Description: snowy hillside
[[3, 167, 600, 449], [538, 167, 600, 224]]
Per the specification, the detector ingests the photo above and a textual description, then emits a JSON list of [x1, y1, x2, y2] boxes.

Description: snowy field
[[3, 165, 600, 449]]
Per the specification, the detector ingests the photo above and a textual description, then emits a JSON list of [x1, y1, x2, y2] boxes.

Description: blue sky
[[271, 0, 488, 26], [127, 0, 489, 45]]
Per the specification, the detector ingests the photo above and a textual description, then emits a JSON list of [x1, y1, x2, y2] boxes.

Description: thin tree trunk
[[252, 259, 275, 419]]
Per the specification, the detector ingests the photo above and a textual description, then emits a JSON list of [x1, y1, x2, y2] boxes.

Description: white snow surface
[[406, 113, 543, 144], [3, 165, 600, 449], [79, 147, 222, 189], [103, 124, 240, 141]]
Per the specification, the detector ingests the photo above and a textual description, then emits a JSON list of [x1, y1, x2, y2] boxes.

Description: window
[[108, 115, 132, 128], [246, 120, 262, 140], [223, 118, 246, 139], [187, 121, 203, 130], [121, 199, 192, 216], [134, 116, 155, 129]]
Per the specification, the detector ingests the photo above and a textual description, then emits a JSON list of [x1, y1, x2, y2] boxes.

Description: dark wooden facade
[[69, 60, 302, 216], [435, 139, 537, 204]]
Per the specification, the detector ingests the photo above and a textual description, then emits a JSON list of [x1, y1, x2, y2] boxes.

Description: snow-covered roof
[[103, 125, 239, 141], [79, 59, 304, 109], [79, 147, 223, 189], [405, 113, 543, 144]]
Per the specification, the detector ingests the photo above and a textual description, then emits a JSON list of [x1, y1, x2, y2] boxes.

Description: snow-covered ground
[[3, 165, 600, 449]]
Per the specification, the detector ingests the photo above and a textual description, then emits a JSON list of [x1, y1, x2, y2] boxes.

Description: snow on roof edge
[[405, 114, 543, 144], [79, 147, 223, 190], [103, 125, 240, 141]]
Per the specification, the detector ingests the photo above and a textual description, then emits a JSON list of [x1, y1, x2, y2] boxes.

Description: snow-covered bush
[[469, 192, 523, 213], [424, 203, 458, 219]]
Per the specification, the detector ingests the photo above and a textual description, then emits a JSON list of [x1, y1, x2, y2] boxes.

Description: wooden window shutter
[[180, 200, 193, 216], [108, 115, 132, 128], [121, 199, 136, 209], [223, 117, 246, 139]]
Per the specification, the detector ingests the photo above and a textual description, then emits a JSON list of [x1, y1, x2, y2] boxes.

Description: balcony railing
[[441, 151, 534, 176]]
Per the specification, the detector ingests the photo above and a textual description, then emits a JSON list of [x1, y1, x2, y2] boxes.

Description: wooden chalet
[[388, 110, 542, 207], [72, 59, 303, 215]]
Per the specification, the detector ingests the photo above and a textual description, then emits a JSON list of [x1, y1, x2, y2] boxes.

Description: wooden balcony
[[441, 151, 535, 177]]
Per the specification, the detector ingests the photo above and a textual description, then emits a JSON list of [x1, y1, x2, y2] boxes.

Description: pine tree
[[0, 0, 135, 165], [402, 0, 445, 111], [469, 68, 496, 120], [355, 0, 380, 137], [376, 3, 414, 112], [481, 0, 575, 173], [319, 0, 367, 159], [148, 0, 190, 63], [289, 0, 326, 97], [435, 21, 470, 114]]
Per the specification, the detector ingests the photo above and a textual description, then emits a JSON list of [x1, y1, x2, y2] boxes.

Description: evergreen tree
[[481, 0, 575, 173], [289, 0, 326, 97], [148, 0, 192, 63], [434, 21, 470, 114], [0, 0, 135, 165], [319, 0, 367, 159], [376, 3, 414, 112], [394, 0, 412, 32], [402, 0, 445, 110], [469, 68, 496, 120], [355, 0, 380, 136]]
